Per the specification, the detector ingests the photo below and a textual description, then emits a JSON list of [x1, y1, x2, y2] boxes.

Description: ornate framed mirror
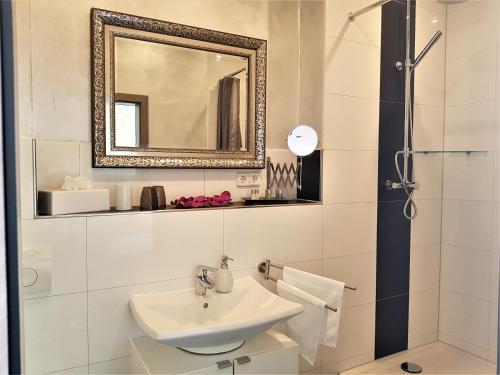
[[91, 8, 267, 168]]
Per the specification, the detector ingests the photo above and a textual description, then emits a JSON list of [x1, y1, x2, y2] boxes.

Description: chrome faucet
[[194, 265, 217, 296]]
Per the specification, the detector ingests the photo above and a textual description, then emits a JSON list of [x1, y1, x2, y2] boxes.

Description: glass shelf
[[412, 150, 489, 155]]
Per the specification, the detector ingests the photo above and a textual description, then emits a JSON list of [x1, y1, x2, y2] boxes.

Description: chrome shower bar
[[348, 0, 393, 21]]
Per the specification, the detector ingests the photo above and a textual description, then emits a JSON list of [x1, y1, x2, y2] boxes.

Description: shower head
[[412, 30, 442, 71]]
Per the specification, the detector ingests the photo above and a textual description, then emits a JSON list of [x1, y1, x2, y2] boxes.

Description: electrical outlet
[[236, 173, 249, 187], [248, 173, 260, 187], [236, 173, 261, 187]]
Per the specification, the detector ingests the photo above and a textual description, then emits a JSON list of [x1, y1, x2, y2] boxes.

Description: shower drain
[[401, 362, 422, 373]]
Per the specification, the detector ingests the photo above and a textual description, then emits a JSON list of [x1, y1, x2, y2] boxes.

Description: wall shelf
[[413, 150, 489, 155], [34, 199, 321, 219]]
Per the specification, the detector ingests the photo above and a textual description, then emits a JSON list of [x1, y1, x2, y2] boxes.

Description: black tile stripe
[[375, 0, 415, 359]]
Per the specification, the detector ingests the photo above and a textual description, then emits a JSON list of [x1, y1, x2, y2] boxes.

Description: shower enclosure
[[337, 0, 500, 373]]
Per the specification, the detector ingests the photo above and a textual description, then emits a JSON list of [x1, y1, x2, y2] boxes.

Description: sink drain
[[202, 303, 208, 309], [401, 362, 422, 373]]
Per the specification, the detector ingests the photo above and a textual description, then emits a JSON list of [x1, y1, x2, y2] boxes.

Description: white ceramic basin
[[129, 276, 303, 354]]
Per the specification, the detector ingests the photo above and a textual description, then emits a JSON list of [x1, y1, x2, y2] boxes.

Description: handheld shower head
[[412, 30, 443, 71]]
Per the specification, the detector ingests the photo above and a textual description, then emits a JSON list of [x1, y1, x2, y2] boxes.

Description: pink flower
[[171, 191, 232, 208]]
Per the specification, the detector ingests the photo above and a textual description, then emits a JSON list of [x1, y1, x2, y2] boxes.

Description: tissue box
[[38, 189, 110, 215]]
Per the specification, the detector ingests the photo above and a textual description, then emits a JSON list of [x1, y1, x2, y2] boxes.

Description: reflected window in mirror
[[114, 93, 148, 148]]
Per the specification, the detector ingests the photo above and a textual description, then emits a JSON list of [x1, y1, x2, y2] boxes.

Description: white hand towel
[[277, 280, 325, 366], [283, 267, 345, 347]]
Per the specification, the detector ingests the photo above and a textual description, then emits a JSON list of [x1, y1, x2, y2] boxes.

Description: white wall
[[439, 0, 500, 362], [13, 0, 318, 374], [320, 0, 380, 372]]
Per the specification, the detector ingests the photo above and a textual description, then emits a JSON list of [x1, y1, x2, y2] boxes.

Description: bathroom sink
[[129, 276, 303, 354]]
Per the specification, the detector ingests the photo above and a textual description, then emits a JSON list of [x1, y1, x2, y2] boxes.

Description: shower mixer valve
[[385, 179, 419, 191]]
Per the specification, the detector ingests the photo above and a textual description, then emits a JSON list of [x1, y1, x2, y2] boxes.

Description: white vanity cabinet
[[130, 331, 298, 374]]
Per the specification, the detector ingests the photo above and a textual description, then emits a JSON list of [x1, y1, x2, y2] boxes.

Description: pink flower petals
[[171, 191, 232, 208]]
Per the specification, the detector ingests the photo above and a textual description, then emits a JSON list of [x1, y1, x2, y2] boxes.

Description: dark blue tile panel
[[375, 294, 409, 359], [376, 200, 411, 300]]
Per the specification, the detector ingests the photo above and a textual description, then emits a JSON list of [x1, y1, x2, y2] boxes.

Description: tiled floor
[[341, 342, 496, 375]]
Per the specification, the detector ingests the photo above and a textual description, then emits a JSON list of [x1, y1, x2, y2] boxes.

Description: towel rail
[[257, 259, 358, 313]]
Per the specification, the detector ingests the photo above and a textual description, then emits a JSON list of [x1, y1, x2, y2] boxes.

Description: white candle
[[115, 184, 132, 211]]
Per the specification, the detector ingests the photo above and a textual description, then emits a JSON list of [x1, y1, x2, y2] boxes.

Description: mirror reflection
[[113, 37, 249, 151]]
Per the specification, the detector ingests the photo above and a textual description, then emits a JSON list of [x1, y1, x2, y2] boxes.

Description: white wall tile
[[326, 0, 381, 47], [443, 153, 494, 201], [408, 332, 438, 350], [30, 0, 91, 141], [50, 364, 89, 374], [323, 253, 376, 307], [444, 101, 495, 151], [446, 1, 498, 60], [322, 150, 378, 204], [413, 104, 444, 151], [439, 331, 489, 361], [21, 217, 87, 297], [488, 301, 498, 363], [442, 199, 492, 250], [323, 203, 377, 258], [494, 154, 500, 203], [13, 0, 33, 138], [88, 278, 191, 363], [410, 244, 440, 293], [413, 153, 443, 200], [439, 289, 489, 354], [324, 37, 380, 99], [223, 205, 322, 271], [493, 203, 500, 249], [323, 94, 379, 151], [446, 0, 476, 15], [490, 252, 499, 303], [409, 288, 439, 344], [414, 56, 445, 107], [24, 293, 88, 374], [322, 303, 375, 366], [415, 5, 446, 61], [19, 137, 34, 219], [410, 199, 442, 246], [440, 245, 491, 300], [87, 210, 222, 290], [416, 0, 447, 15], [445, 49, 497, 107], [36, 141, 80, 190]]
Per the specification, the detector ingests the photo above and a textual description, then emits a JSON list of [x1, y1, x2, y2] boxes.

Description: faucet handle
[[195, 265, 218, 276]]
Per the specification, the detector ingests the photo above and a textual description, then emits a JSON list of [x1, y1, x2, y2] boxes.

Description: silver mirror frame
[[91, 8, 267, 168]]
